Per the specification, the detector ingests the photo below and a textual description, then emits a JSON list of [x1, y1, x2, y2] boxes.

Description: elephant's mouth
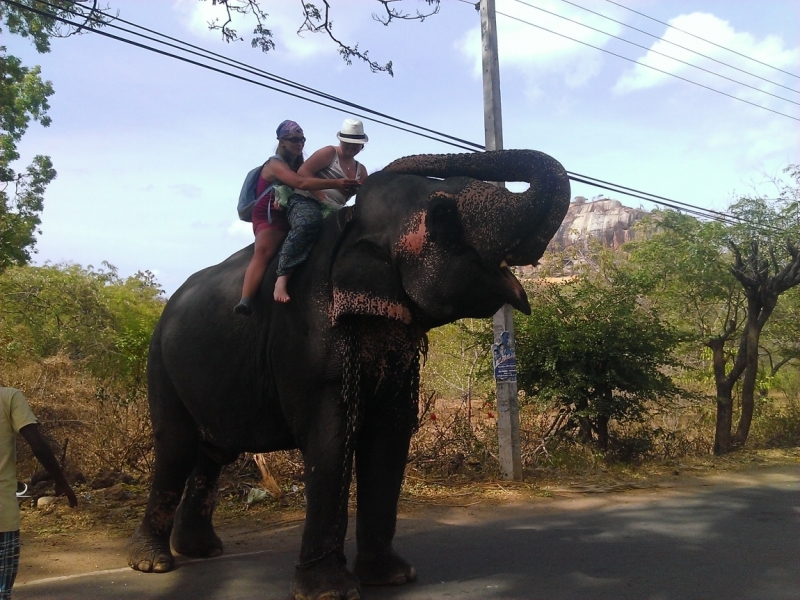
[[498, 262, 531, 315]]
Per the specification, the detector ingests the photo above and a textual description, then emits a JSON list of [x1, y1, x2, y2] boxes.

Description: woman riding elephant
[[234, 120, 360, 315], [273, 118, 369, 303]]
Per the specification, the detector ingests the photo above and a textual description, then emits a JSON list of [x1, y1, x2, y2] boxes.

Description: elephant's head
[[330, 150, 570, 328]]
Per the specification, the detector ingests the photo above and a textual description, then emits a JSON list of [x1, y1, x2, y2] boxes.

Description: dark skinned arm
[[19, 424, 78, 507]]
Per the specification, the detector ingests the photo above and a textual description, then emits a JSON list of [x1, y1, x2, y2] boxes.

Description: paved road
[[16, 467, 800, 600]]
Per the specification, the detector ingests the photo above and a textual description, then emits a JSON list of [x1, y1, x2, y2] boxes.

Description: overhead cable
[[9, 0, 480, 151], [604, 0, 800, 80], [473, 3, 800, 122], [566, 173, 786, 232], [103, 9, 485, 151], [5, 0, 785, 232], [553, 0, 798, 95], [509, 0, 799, 106]]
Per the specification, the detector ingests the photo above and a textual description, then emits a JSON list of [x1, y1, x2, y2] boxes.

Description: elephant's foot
[[353, 549, 416, 586], [127, 526, 174, 573], [290, 551, 360, 600], [171, 521, 223, 558]]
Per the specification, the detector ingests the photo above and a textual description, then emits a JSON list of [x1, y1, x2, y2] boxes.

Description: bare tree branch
[[298, 0, 393, 75], [372, 0, 440, 26], [198, 1, 444, 75]]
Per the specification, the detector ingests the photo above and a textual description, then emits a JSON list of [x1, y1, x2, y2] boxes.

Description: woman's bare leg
[[235, 228, 286, 314]]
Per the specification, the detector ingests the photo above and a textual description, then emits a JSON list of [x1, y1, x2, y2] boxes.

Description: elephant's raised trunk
[[384, 150, 570, 267]]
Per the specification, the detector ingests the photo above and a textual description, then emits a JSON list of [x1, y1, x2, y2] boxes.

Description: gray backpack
[[237, 163, 272, 222]]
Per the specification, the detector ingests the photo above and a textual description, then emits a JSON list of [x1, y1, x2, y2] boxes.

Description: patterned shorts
[[0, 530, 20, 599]]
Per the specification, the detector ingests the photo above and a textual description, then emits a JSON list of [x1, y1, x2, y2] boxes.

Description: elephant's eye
[[426, 197, 463, 248]]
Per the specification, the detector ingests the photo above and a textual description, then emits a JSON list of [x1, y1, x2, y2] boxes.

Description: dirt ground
[[15, 447, 799, 585]]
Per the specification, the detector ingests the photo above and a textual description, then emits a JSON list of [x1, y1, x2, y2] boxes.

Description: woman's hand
[[335, 178, 361, 194]]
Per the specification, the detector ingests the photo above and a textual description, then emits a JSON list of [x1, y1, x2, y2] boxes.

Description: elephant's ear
[[330, 235, 413, 325]]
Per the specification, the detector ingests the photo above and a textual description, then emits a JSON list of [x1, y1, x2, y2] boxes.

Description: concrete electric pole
[[480, 0, 522, 481]]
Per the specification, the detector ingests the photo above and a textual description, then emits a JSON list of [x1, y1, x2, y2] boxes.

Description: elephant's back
[[167, 246, 253, 313], [148, 245, 292, 451]]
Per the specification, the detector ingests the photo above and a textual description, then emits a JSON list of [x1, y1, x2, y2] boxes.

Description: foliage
[[0, 262, 164, 474], [0, 1, 109, 272], [423, 318, 493, 409], [514, 259, 687, 450], [746, 396, 800, 449], [200, 0, 442, 75], [0, 262, 164, 387], [626, 167, 800, 453]]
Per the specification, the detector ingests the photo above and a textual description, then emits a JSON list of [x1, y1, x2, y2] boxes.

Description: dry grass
[[6, 355, 798, 542]]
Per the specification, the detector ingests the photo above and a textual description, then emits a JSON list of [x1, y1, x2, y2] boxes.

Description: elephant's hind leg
[[171, 451, 224, 558], [128, 375, 198, 573]]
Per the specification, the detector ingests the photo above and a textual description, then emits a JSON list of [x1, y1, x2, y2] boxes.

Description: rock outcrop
[[515, 197, 649, 279], [549, 197, 647, 251]]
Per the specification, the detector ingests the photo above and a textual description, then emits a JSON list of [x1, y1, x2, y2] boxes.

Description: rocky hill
[[549, 197, 648, 251], [516, 197, 649, 279]]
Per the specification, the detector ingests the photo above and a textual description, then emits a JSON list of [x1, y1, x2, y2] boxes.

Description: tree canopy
[[627, 166, 800, 453], [0, 1, 108, 272]]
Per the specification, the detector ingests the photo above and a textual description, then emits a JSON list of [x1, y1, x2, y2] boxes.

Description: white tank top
[[300, 148, 363, 211]]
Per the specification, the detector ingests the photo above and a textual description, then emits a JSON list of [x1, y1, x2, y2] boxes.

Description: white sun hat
[[337, 118, 369, 144]]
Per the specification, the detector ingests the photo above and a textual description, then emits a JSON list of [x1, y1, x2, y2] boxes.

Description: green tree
[[0, 1, 107, 272], [514, 259, 685, 451], [0, 261, 164, 390], [628, 168, 800, 454]]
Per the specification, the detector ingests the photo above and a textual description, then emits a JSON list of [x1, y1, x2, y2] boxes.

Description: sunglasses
[[284, 136, 306, 143]]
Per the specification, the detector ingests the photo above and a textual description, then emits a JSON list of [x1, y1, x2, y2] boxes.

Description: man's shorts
[[0, 530, 20, 599]]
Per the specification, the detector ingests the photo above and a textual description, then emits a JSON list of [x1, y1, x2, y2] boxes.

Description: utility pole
[[480, 0, 522, 481]]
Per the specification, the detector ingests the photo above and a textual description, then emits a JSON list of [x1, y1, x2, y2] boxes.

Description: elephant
[[126, 149, 570, 599]]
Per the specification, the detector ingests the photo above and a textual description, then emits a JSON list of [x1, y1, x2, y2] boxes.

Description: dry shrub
[[407, 389, 500, 478], [4, 354, 153, 480], [748, 395, 800, 448]]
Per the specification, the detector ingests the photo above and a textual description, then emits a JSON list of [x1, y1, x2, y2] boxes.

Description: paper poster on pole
[[492, 330, 517, 382]]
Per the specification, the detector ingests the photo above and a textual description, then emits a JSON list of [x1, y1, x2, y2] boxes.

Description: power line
[[604, 0, 800, 80], [7, 0, 479, 151], [566, 173, 786, 233], [554, 0, 798, 95], [103, 8, 486, 151], [473, 2, 800, 122], [509, 0, 799, 106], [4, 0, 786, 233]]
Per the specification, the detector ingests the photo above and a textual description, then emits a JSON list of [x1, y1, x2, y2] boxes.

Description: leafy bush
[[514, 265, 688, 450], [0, 263, 164, 476]]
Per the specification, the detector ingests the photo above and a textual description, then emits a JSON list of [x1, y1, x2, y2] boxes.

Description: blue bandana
[[276, 120, 303, 139]]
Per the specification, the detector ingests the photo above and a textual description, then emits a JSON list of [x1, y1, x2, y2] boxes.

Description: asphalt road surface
[[15, 466, 799, 600]]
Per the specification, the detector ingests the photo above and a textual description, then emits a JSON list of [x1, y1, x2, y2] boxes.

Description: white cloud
[[455, 0, 627, 89], [227, 219, 253, 240], [613, 12, 800, 106]]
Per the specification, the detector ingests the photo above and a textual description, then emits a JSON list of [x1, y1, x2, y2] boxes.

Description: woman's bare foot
[[274, 275, 291, 303]]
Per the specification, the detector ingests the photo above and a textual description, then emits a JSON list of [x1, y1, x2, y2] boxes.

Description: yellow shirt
[[0, 388, 39, 532]]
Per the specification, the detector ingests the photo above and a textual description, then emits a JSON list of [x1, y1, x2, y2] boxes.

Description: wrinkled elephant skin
[[127, 150, 569, 599]]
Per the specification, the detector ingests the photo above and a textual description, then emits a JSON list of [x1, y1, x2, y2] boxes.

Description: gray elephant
[[127, 150, 570, 599]]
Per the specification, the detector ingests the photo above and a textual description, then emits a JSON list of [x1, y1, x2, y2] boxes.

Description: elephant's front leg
[[291, 400, 360, 600], [352, 401, 417, 586]]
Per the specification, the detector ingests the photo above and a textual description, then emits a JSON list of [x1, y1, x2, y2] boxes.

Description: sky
[[5, 0, 799, 295]]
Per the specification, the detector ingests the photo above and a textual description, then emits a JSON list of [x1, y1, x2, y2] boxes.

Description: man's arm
[[19, 424, 78, 507]]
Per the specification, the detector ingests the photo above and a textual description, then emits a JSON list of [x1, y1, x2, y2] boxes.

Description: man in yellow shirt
[[0, 387, 77, 599]]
